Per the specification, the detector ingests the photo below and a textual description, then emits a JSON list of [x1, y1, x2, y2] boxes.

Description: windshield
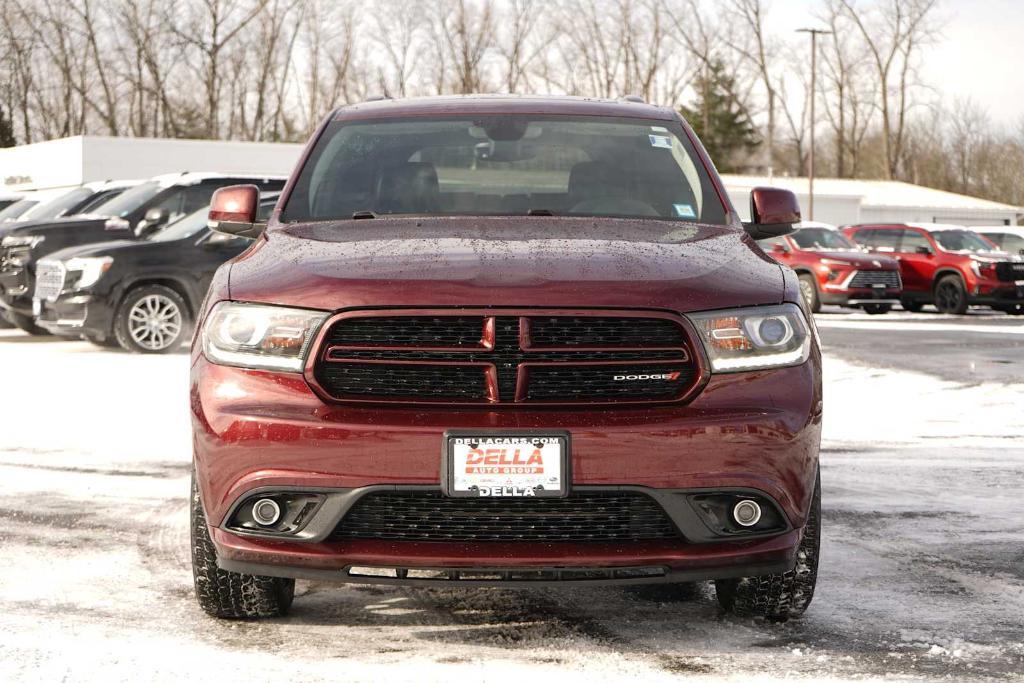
[[931, 230, 996, 253], [0, 199, 38, 222], [791, 228, 857, 251], [984, 233, 1024, 253], [282, 115, 728, 224], [86, 181, 163, 218], [149, 205, 209, 242], [22, 187, 93, 221]]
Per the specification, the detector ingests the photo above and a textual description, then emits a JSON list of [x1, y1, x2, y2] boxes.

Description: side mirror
[[208, 185, 265, 238], [134, 208, 169, 238], [771, 242, 790, 254], [915, 245, 933, 255], [743, 187, 801, 240]]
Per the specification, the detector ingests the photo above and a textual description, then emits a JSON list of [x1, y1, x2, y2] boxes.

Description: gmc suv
[[843, 223, 1024, 315], [0, 173, 284, 334], [759, 221, 902, 314], [190, 96, 823, 622]]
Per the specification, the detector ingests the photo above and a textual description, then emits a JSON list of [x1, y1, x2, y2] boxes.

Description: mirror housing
[[134, 208, 169, 238], [208, 184, 265, 238], [914, 245, 933, 255], [742, 187, 801, 240], [771, 242, 790, 254]]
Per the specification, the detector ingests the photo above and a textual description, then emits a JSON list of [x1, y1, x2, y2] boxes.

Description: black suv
[[34, 195, 278, 352], [0, 173, 284, 334]]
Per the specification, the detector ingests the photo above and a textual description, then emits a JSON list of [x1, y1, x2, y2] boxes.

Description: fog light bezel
[[225, 491, 326, 536]]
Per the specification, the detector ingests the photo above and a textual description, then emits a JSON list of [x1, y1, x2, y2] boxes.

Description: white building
[[0, 135, 304, 192], [723, 174, 1022, 227]]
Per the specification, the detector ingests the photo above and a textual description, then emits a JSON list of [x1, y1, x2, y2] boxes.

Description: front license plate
[[443, 432, 569, 498]]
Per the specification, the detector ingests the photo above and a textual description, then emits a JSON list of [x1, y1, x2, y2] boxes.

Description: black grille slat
[[326, 316, 484, 347], [529, 317, 685, 347], [527, 366, 695, 401], [848, 270, 900, 288], [318, 363, 486, 399], [314, 313, 695, 404], [331, 491, 679, 542]]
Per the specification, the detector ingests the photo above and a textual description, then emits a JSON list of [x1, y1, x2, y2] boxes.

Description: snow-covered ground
[[0, 314, 1022, 682]]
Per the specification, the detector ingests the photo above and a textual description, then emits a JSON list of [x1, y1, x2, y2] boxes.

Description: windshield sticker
[[649, 134, 673, 149], [673, 203, 697, 218]]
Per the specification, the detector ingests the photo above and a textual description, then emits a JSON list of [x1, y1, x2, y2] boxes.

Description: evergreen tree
[[0, 105, 15, 148], [681, 60, 760, 173]]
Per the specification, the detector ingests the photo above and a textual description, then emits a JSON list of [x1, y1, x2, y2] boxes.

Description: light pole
[[797, 27, 831, 222]]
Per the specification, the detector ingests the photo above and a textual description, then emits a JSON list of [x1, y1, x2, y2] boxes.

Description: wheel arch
[[932, 267, 967, 291]]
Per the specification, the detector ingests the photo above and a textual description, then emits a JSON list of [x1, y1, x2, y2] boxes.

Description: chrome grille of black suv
[[311, 312, 698, 405], [330, 491, 680, 542], [848, 270, 901, 288]]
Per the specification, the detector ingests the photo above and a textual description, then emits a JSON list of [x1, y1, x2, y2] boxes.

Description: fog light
[[733, 499, 762, 527], [252, 498, 281, 526]]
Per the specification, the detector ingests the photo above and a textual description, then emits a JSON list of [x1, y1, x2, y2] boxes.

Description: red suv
[[843, 223, 1024, 315], [189, 96, 822, 622], [759, 222, 902, 314]]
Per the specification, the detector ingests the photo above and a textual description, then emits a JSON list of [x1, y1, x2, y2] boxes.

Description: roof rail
[[364, 94, 391, 103], [620, 94, 645, 103]]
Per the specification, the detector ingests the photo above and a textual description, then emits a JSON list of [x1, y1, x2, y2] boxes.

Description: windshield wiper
[[527, 208, 554, 216], [352, 210, 376, 220]]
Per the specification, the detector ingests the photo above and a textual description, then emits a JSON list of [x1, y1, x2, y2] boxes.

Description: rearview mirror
[[743, 187, 801, 240], [208, 185, 265, 238], [134, 208, 169, 238]]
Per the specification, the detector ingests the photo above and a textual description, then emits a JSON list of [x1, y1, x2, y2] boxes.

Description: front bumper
[[820, 284, 901, 306], [0, 266, 32, 315], [192, 352, 822, 583], [34, 294, 114, 339]]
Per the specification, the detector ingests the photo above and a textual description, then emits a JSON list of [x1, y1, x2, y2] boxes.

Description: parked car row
[[759, 221, 1024, 315], [0, 172, 286, 348]]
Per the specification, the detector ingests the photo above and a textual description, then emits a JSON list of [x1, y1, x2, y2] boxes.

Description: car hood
[[803, 250, 899, 268], [43, 240, 139, 262], [228, 216, 785, 313], [1, 216, 107, 239]]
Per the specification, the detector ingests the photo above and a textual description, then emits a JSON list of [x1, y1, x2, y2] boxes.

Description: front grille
[[330, 490, 680, 543], [995, 262, 1024, 282], [33, 261, 66, 301], [848, 269, 900, 288], [312, 311, 698, 405]]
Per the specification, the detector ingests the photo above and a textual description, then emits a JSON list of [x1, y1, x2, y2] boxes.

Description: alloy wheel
[[128, 294, 183, 351], [935, 282, 962, 313]]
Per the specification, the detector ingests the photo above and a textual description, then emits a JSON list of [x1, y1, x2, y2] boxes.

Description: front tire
[[191, 473, 295, 619], [715, 474, 821, 622], [862, 304, 892, 315], [798, 274, 821, 313], [933, 275, 969, 315], [114, 285, 190, 353]]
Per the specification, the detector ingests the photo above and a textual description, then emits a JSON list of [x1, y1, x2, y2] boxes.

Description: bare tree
[[430, 0, 496, 94], [724, 0, 779, 171], [837, 0, 940, 179]]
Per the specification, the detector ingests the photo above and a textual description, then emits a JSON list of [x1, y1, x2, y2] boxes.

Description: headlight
[[203, 302, 328, 372], [65, 256, 113, 288], [686, 304, 812, 373], [2, 234, 44, 248], [819, 258, 852, 267]]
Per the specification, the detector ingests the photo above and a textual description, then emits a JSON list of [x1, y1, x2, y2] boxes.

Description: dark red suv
[[189, 96, 822, 622], [759, 222, 902, 314], [843, 223, 1024, 315]]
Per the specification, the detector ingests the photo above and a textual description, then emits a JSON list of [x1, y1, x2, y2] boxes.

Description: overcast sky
[[767, 0, 1024, 127]]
